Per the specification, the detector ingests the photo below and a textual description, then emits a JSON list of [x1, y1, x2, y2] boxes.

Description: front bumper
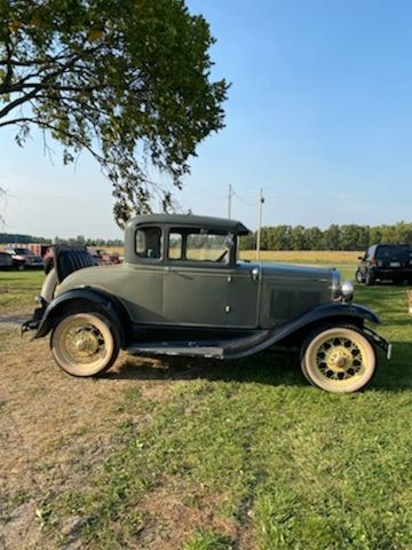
[[364, 325, 392, 360]]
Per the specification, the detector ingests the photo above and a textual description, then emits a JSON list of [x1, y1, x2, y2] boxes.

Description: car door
[[163, 264, 231, 326], [162, 227, 258, 328]]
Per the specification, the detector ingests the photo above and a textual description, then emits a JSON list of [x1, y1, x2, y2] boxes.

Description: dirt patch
[[0, 312, 253, 549], [0, 313, 30, 332], [0, 314, 175, 549]]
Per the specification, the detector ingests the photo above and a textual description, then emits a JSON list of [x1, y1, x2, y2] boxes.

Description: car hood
[[240, 260, 338, 280]]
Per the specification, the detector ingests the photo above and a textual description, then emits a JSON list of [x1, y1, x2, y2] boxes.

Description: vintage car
[[23, 214, 391, 393]]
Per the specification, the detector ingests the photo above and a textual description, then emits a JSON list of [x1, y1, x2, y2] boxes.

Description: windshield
[[13, 248, 31, 255]]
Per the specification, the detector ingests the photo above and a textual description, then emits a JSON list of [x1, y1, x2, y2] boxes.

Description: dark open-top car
[[23, 214, 391, 393]]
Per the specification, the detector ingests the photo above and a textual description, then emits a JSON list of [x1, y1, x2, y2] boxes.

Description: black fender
[[289, 301, 380, 329], [33, 287, 130, 346], [228, 302, 381, 359]]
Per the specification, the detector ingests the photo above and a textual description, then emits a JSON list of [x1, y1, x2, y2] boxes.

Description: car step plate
[[126, 342, 224, 358]]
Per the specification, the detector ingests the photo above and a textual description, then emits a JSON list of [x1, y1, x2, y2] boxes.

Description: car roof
[[126, 214, 251, 236], [374, 243, 411, 248]]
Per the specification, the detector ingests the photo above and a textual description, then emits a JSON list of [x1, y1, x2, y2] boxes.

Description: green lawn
[[0, 269, 44, 314], [1, 260, 412, 548]]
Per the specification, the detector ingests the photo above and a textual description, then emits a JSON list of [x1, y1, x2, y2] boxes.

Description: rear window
[[376, 245, 411, 261], [135, 227, 162, 259]]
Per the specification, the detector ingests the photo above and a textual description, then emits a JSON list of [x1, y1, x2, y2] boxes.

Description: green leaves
[[0, 0, 229, 226]]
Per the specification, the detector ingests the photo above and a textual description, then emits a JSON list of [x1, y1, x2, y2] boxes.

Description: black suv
[[355, 243, 412, 285]]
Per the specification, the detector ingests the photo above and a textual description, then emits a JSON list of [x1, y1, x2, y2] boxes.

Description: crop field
[[1, 253, 412, 549]]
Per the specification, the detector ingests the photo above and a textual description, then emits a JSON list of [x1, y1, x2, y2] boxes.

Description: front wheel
[[51, 312, 120, 377], [300, 325, 376, 393]]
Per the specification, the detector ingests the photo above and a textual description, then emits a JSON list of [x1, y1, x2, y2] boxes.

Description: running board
[[126, 330, 273, 360], [126, 341, 225, 359]]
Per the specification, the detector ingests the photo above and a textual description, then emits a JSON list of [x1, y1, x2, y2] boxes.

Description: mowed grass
[[0, 269, 44, 314], [1, 253, 412, 549]]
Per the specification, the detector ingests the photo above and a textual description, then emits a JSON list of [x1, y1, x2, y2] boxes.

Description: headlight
[[341, 280, 354, 302]]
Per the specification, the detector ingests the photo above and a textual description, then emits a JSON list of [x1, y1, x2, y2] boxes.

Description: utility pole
[[227, 184, 233, 219], [256, 188, 265, 261]]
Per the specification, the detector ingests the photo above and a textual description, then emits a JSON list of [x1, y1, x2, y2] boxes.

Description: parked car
[[87, 248, 106, 265], [22, 214, 391, 393], [87, 248, 122, 265], [4, 247, 44, 270], [0, 251, 13, 269], [100, 251, 122, 265], [355, 243, 412, 285]]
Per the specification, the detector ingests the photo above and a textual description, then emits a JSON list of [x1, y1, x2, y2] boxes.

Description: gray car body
[[30, 214, 389, 360]]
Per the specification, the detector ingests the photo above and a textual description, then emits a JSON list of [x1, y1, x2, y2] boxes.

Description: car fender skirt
[[34, 287, 128, 344]]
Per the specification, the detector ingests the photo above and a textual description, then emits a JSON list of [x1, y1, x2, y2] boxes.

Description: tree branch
[[0, 88, 40, 119], [0, 28, 15, 94]]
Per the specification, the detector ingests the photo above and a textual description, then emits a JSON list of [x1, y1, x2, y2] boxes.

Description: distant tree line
[[0, 233, 123, 247], [3, 221, 412, 251], [240, 222, 412, 251], [53, 235, 124, 248]]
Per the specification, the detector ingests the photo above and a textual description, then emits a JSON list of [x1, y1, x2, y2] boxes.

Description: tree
[[339, 224, 370, 251], [0, 0, 229, 226], [323, 224, 341, 251], [304, 226, 324, 250]]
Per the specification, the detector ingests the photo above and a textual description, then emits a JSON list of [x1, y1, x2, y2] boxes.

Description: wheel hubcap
[[64, 323, 105, 363], [316, 337, 363, 380], [75, 332, 99, 355]]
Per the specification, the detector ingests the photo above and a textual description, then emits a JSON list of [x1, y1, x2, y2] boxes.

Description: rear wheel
[[355, 269, 364, 284], [51, 312, 120, 376], [300, 325, 376, 393]]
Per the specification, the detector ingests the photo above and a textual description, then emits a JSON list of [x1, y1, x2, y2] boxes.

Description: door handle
[[251, 267, 260, 281]]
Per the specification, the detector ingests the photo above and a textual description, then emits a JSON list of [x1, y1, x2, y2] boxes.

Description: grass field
[[0, 269, 44, 314], [1, 253, 412, 549]]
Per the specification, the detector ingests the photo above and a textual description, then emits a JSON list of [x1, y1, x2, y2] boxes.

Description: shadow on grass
[[104, 350, 307, 389], [103, 343, 412, 392], [100, 342, 412, 392], [373, 341, 412, 392]]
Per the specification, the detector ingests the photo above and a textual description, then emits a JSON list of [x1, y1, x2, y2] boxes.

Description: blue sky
[[1, 0, 412, 239]]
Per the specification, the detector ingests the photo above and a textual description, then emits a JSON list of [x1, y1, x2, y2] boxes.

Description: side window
[[186, 233, 229, 262], [168, 229, 232, 263], [135, 227, 162, 259], [366, 246, 375, 261]]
